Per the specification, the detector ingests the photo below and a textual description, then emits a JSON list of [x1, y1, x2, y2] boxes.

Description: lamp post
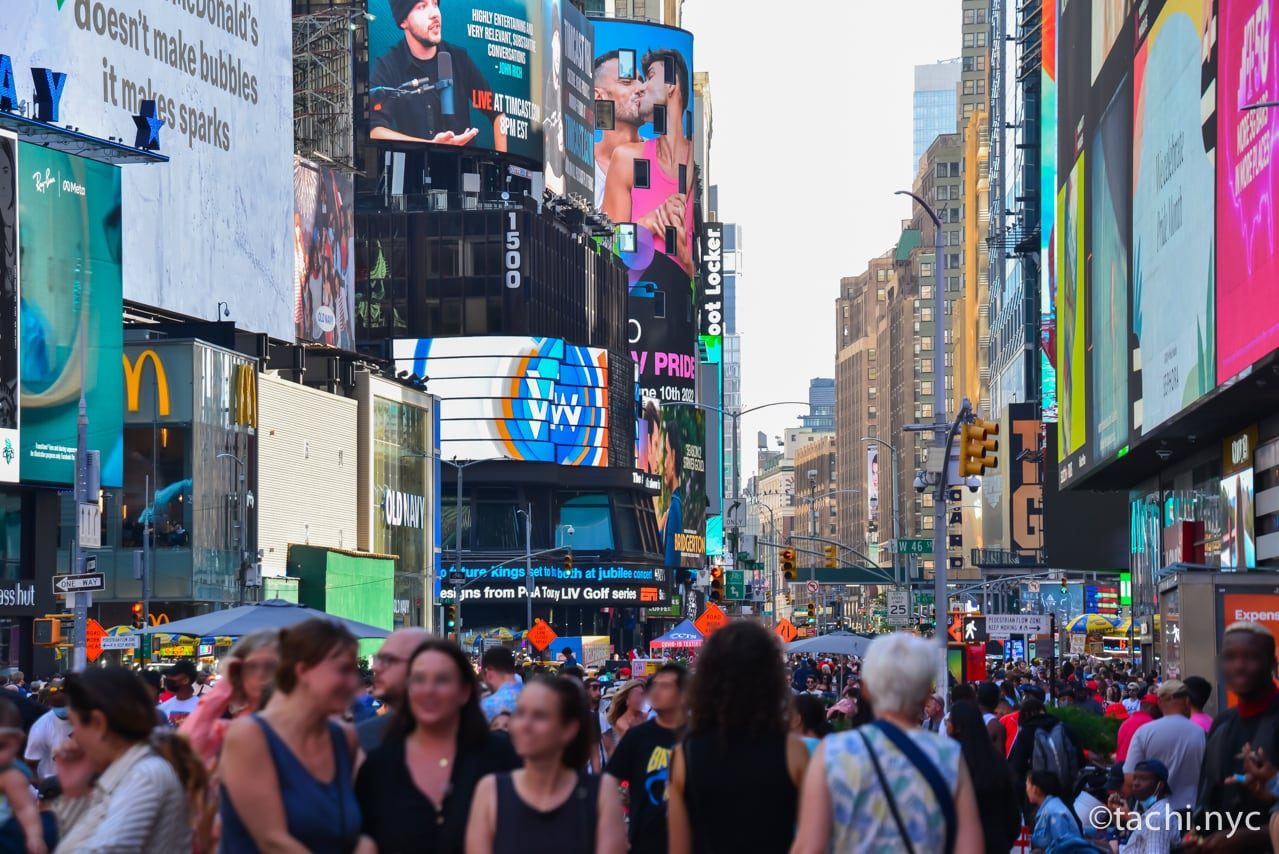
[[896, 188, 948, 703], [216, 453, 248, 605]]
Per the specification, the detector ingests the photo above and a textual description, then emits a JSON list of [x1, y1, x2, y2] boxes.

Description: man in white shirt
[[157, 660, 200, 727], [1122, 680, 1205, 809], [24, 688, 71, 779]]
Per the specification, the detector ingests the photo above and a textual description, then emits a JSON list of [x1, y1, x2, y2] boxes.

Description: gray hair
[[862, 633, 937, 717]]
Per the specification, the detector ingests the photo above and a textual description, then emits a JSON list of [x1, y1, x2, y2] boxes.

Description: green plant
[[1049, 705, 1120, 759]]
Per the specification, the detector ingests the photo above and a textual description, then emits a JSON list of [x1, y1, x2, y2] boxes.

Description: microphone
[[438, 51, 455, 116], [401, 77, 429, 92]]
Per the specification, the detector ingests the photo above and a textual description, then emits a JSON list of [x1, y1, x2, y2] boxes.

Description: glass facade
[[371, 396, 431, 628], [913, 89, 959, 168]]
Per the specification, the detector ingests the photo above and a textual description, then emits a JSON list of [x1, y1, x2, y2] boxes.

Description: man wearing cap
[[1122, 682, 1144, 715], [920, 693, 945, 733], [1123, 679, 1205, 809], [1116, 691, 1161, 764], [158, 660, 200, 727], [370, 0, 508, 150], [1109, 759, 1181, 852]]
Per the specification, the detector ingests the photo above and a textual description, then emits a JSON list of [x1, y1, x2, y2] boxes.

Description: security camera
[[565, 525, 575, 537], [965, 475, 981, 493], [913, 473, 927, 493], [1155, 448, 1173, 462]]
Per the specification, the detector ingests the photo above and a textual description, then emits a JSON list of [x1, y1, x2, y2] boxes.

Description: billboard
[[638, 399, 705, 568], [367, 0, 595, 200], [867, 444, 879, 522], [1133, 0, 1216, 435], [1057, 154, 1086, 462], [439, 561, 670, 606], [2, 0, 295, 339], [394, 336, 609, 466], [0, 133, 17, 483], [1041, 0, 1058, 423], [1217, 0, 1279, 381], [294, 156, 355, 349], [18, 143, 122, 486]]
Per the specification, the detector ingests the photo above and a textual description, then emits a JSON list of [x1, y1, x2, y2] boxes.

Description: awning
[[650, 619, 703, 649]]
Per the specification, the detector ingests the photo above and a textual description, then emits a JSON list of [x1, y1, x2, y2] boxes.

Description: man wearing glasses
[[357, 627, 430, 753]]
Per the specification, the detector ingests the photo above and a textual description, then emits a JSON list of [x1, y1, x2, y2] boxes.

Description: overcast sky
[[681, 0, 960, 481]]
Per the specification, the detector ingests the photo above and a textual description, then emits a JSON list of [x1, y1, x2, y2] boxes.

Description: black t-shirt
[[370, 39, 496, 141], [605, 720, 680, 854], [1197, 695, 1279, 827], [355, 731, 520, 854]]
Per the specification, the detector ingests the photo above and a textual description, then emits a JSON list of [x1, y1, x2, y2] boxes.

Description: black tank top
[[493, 771, 600, 854], [683, 733, 797, 853]]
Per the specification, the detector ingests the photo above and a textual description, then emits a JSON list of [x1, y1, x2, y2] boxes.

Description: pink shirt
[[1115, 710, 1154, 762], [629, 137, 693, 260], [1191, 711, 1212, 733]]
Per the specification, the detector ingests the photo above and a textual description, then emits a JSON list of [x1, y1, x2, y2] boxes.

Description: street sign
[[887, 590, 911, 626], [447, 570, 466, 586], [806, 579, 820, 594], [725, 570, 746, 601], [527, 621, 558, 652], [894, 538, 933, 555], [52, 573, 106, 594], [100, 635, 139, 651], [85, 619, 106, 663], [78, 504, 102, 549], [775, 618, 798, 643], [694, 603, 728, 636], [986, 614, 1050, 637]]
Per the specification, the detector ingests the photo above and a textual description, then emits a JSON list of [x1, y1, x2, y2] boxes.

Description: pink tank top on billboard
[[630, 137, 692, 261]]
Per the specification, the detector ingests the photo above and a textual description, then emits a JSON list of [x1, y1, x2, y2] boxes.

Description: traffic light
[[780, 548, 796, 581], [959, 418, 999, 477], [444, 605, 457, 633], [806, 602, 816, 621], [1060, 577, 1069, 595], [563, 549, 574, 572], [823, 544, 837, 568], [709, 567, 724, 602], [131, 601, 145, 629], [33, 617, 61, 646]]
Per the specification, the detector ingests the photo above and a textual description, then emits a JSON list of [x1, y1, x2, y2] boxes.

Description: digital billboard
[[439, 561, 670, 606], [2, 0, 295, 340], [1057, 154, 1086, 463], [368, 0, 595, 200], [1041, 0, 1058, 423], [0, 133, 17, 483], [592, 20, 703, 565], [1133, 0, 1216, 434], [394, 336, 609, 466], [1217, 0, 1279, 382], [18, 144, 122, 486], [294, 156, 356, 349]]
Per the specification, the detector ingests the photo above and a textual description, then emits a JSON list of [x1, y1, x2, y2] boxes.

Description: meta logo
[[0, 55, 67, 122]]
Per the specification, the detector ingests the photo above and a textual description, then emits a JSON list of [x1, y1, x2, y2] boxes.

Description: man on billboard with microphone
[[370, 0, 508, 150]]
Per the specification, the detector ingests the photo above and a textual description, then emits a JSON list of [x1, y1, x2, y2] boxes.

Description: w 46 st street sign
[[889, 538, 933, 555]]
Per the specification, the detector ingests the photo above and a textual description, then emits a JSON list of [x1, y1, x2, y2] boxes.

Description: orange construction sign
[[526, 621, 558, 652], [85, 619, 106, 663], [694, 603, 728, 637], [775, 618, 798, 643]]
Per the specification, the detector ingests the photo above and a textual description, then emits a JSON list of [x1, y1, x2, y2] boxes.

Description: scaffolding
[[293, 7, 359, 169]]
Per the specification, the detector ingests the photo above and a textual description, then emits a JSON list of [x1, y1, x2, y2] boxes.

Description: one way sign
[[52, 573, 106, 594]]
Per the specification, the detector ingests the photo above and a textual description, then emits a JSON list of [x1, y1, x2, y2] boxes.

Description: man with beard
[[592, 49, 644, 208], [371, 0, 507, 150], [601, 48, 694, 275]]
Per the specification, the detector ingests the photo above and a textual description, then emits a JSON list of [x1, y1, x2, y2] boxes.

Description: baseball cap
[[1127, 681, 1141, 690], [1156, 679, 1189, 700], [165, 660, 197, 682], [1141, 693, 1160, 705], [1085, 680, 1098, 690], [1134, 759, 1170, 782]]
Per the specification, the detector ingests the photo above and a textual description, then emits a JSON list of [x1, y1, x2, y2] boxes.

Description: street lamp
[[896, 188, 949, 705]]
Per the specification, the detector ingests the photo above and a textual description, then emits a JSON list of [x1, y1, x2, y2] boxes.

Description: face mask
[[52, 707, 68, 721], [1138, 794, 1158, 811]]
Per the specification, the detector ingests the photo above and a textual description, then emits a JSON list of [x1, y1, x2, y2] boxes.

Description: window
[[921, 403, 934, 418], [963, 56, 977, 72], [876, 268, 888, 282], [876, 288, 886, 302], [921, 306, 933, 322], [976, 32, 987, 47], [963, 9, 976, 23], [963, 33, 975, 48], [868, 406, 877, 418], [920, 261, 933, 277], [556, 494, 615, 550], [921, 380, 934, 396], [921, 336, 933, 351], [963, 80, 976, 96], [921, 285, 933, 299], [869, 348, 877, 362]]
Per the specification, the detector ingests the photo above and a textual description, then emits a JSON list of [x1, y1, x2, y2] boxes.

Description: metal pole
[[898, 190, 949, 706], [142, 475, 151, 631], [524, 505, 533, 649], [71, 303, 88, 673], [455, 463, 463, 642], [810, 494, 819, 633]]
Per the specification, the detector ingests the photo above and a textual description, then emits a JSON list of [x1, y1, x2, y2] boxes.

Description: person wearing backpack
[[1010, 693, 1081, 823]]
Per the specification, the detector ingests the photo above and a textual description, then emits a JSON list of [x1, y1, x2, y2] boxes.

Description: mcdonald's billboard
[[122, 345, 188, 424]]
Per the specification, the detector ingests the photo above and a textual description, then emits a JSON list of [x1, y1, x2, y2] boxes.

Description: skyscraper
[[801, 378, 835, 432], [913, 59, 961, 173]]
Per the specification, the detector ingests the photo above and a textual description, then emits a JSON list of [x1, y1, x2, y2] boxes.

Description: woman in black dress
[[466, 676, 625, 854]]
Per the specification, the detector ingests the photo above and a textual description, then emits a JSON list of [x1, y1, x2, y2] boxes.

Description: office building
[[913, 59, 961, 172]]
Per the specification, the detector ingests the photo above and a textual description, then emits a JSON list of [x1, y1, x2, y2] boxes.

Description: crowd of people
[[0, 618, 1275, 851]]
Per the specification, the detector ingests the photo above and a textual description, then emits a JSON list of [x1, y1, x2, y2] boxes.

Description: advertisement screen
[[18, 144, 122, 486], [1057, 154, 1086, 464], [1133, 0, 1216, 435], [1217, 0, 1279, 381], [1041, 0, 1058, 423], [372, 396, 432, 581], [592, 20, 703, 565], [394, 336, 609, 466], [3, 0, 295, 340], [294, 156, 355, 349], [368, 0, 594, 200], [0, 133, 17, 483], [439, 561, 670, 606], [1220, 468, 1256, 568], [1088, 76, 1132, 463]]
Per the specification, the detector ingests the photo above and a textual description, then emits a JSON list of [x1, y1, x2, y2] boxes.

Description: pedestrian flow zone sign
[[986, 614, 1050, 636]]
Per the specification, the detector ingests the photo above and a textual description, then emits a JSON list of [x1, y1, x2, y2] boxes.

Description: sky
[[680, 0, 960, 482]]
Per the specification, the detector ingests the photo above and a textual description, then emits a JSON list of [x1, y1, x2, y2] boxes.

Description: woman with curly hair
[[666, 621, 808, 854]]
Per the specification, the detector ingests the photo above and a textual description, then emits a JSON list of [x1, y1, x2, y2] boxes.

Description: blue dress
[[220, 715, 362, 853]]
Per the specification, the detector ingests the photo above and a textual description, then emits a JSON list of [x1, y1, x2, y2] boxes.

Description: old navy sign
[[698, 222, 724, 339], [382, 488, 425, 529]]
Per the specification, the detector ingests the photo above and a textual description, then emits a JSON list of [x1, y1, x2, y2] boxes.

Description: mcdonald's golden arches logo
[[234, 363, 257, 430], [122, 350, 170, 416]]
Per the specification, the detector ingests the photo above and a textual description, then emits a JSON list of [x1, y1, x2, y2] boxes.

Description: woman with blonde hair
[[180, 629, 280, 764], [601, 679, 646, 760]]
